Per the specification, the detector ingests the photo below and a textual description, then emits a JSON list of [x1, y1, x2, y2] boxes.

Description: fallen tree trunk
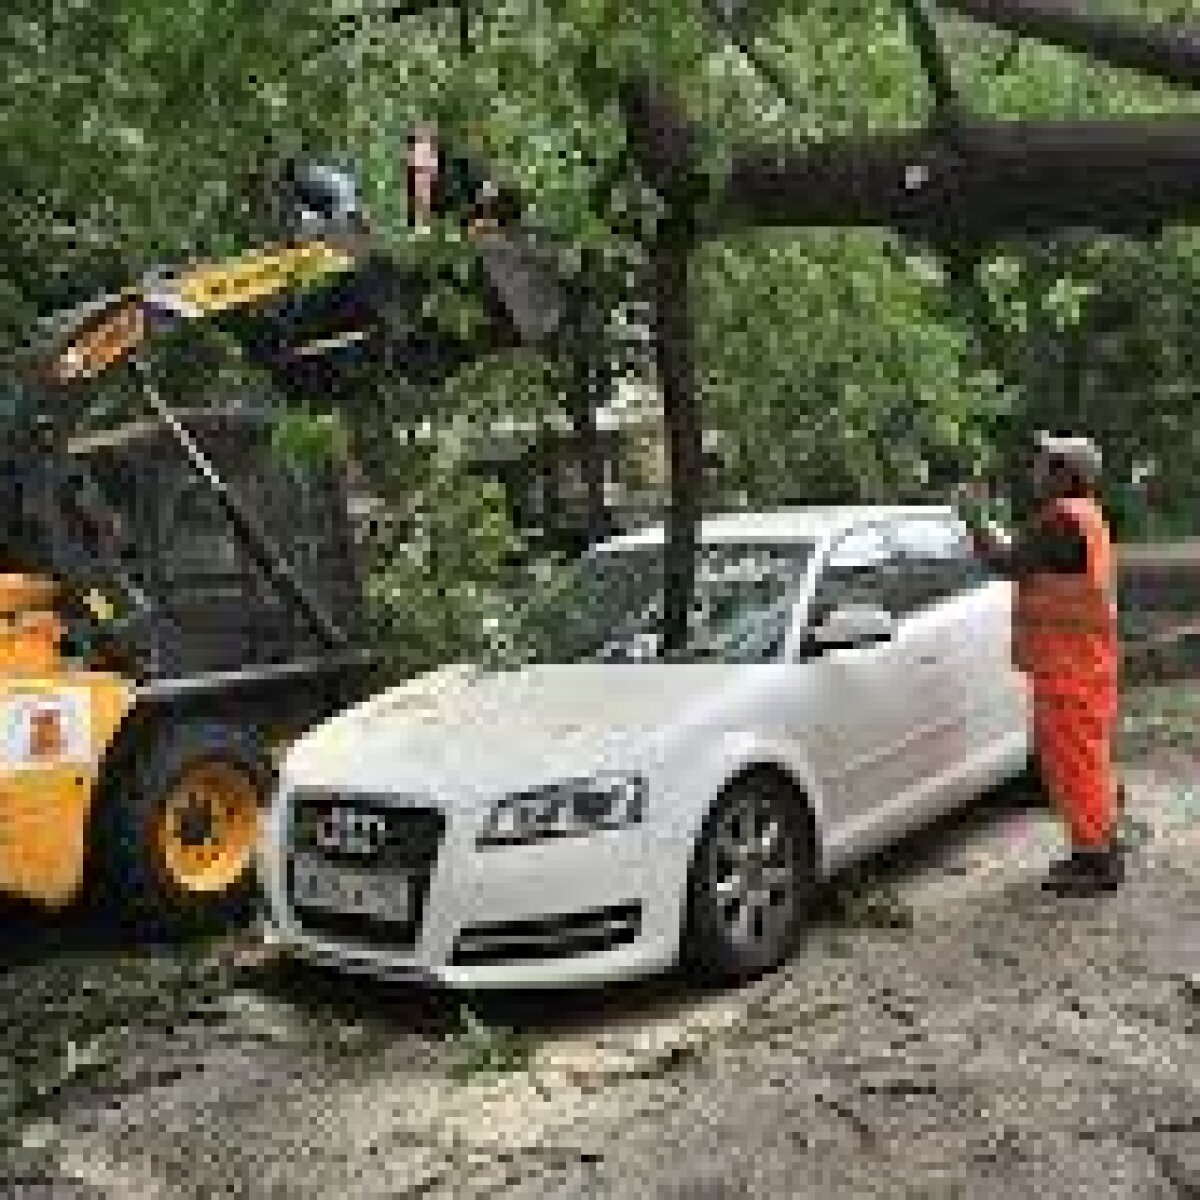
[[1119, 541, 1200, 615], [719, 116, 1200, 237], [1118, 542, 1200, 685], [624, 77, 1200, 239]]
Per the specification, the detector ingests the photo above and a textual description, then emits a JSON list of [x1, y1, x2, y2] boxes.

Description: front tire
[[681, 773, 814, 986], [88, 720, 272, 940]]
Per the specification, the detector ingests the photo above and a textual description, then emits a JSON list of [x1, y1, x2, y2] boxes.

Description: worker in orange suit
[[962, 432, 1123, 895]]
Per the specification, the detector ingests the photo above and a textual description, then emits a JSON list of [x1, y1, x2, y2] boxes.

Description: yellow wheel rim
[[156, 761, 261, 895]]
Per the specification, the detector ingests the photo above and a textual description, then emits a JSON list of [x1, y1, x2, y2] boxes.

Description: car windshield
[[487, 539, 814, 667]]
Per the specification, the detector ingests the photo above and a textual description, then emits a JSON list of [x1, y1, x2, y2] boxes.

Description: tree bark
[[652, 231, 701, 657], [719, 116, 1200, 237], [622, 76, 703, 657], [938, 0, 1200, 92], [564, 247, 612, 551], [621, 60, 1200, 240]]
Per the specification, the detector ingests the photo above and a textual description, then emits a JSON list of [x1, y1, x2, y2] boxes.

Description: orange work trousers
[[1031, 684, 1119, 851]]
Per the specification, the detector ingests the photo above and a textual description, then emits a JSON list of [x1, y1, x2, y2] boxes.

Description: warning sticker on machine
[[0, 690, 91, 769]]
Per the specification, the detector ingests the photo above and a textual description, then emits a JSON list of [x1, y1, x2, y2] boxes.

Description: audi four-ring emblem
[[315, 807, 388, 858]]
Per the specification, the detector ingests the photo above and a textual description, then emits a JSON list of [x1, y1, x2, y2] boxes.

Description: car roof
[[596, 506, 956, 552]]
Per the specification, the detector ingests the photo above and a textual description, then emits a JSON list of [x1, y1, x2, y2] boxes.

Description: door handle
[[916, 654, 941, 666]]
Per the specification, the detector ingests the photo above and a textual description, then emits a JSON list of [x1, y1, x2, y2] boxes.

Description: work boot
[[1041, 845, 1125, 896]]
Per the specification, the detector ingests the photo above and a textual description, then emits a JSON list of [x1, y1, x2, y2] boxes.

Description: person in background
[[960, 432, 1125, 895]]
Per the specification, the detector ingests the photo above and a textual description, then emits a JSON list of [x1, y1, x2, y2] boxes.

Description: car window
[[494, 537, 813, 667], [603, 544, 811, 665], [810, 525, 901, 625], [677, 567, 798, 663], [890, 517, 988, 614]]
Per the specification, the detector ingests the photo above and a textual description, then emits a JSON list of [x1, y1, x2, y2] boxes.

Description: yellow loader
[[1, 146, 561, 935], [0, 238, 381, 936]]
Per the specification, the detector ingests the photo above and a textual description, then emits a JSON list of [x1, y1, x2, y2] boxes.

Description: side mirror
[[811, 604, 894, 653]]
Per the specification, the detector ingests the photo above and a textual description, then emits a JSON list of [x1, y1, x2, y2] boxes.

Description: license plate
[[291, 855, 411, 924]]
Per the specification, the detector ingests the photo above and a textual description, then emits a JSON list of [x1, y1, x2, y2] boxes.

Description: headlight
[[478, 773, 647, 847]]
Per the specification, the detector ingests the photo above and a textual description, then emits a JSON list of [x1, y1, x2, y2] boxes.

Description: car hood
[[282, 661, 738, 797]]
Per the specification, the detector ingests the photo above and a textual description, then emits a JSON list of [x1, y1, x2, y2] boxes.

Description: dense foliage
[[340, 0, 1200, 533], [3, 0, 1198, 668]]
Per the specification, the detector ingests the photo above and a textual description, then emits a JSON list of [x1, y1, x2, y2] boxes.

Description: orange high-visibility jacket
[[1012, 496, 1118, 703]]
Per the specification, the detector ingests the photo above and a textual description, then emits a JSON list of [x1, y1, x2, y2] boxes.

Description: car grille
[[450, 902, 642, 967], [285, 790, 445, 951]]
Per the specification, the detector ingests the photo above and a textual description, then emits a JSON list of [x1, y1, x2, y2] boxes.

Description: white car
[[263, 506, 1029, 989]]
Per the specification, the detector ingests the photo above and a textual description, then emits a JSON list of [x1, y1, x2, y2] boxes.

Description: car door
[[797, 523, 915, 843], [887, 516, 975, 794], [952, 520, 1030, 764]]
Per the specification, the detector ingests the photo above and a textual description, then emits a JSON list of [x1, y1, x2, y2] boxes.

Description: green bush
[[365, 434, 523, 677]]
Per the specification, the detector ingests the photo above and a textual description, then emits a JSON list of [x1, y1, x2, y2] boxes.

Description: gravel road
[[1, 683, 1196, 1199]]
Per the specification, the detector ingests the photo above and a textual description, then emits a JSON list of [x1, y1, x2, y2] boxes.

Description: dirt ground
[[1, 682, 1197, 1199]]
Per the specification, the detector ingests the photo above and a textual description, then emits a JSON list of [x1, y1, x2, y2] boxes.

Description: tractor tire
[[88, 720, 273, 940], [680, 773, 815, 986]]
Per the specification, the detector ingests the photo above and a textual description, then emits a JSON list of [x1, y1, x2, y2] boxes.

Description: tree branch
[[718, 115, 1200, 237], [938, 0, 1200, 92]]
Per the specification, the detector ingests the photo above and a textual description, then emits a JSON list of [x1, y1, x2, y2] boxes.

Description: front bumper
[[263, 787, 685, 989]]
